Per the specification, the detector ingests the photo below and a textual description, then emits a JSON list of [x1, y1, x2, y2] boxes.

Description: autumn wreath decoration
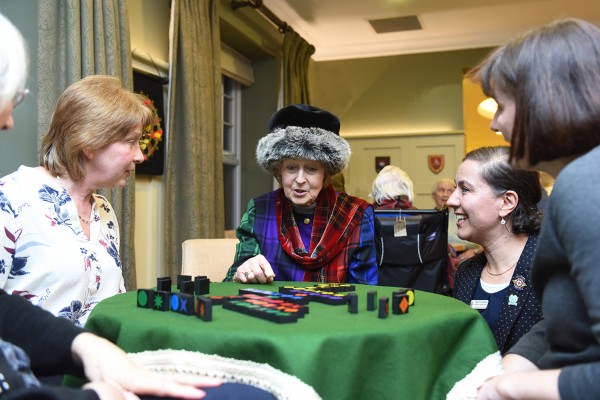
[[139, 93, 163, 160]]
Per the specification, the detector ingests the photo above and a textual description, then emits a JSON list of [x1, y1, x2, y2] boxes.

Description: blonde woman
[[0, 11, 231, 400], [0, 75, 151, 325]]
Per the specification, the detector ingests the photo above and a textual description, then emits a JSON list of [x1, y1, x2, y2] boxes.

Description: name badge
[[394, 218, 407, 237], [470, 300, 488, 310]]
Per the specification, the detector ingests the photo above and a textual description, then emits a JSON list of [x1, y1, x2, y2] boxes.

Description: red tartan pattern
[[276, 186, 370, 282]]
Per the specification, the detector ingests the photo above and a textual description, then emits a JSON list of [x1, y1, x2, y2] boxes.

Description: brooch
[[508, 294, 519, 306], [512, 275, 527, 291]]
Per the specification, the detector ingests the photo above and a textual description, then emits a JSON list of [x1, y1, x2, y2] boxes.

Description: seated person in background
[[431, 178, 477, 294], [225, 104, 378, 285], [431, 178, 454, 209], [0, 75, 148, 326], [450, 146, 542, 354], [371, 165, 416, 210], [0, 12, 276, 399], [432, 178, 481, 261]]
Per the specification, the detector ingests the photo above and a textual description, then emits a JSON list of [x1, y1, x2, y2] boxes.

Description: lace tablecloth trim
[[128, 349, 322, 400], [446, 351, 504, 400]]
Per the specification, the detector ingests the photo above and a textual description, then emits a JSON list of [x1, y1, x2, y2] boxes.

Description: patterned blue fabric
[[0, 166, 125, 326], [0, 339, 41, 390]]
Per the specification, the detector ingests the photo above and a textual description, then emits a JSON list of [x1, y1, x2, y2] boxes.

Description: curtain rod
[[231, 0, 291, 33]]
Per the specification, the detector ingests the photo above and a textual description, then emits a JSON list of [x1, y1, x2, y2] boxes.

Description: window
[[222, 75, 241, 230]]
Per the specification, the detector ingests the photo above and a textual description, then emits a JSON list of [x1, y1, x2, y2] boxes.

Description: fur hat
[[256, 104, 351, 176]]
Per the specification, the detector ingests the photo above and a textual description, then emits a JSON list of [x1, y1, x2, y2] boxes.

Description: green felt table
[[84, 282, 497, 400]]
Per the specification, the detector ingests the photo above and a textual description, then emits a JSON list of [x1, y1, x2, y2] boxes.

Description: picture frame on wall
[[133, 69, 168, 176], [375, 156, 390, 173]]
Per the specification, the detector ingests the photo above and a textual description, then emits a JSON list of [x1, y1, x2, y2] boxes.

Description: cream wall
[[462, 77, 508, 152], [309, 49, 493, 136], [344, 133, 464, 209], [310, 48, 495, 210], [128, 0, 170, 289]]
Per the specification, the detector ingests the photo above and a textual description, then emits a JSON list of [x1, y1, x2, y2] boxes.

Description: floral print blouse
[[0, 166, 125, 326]]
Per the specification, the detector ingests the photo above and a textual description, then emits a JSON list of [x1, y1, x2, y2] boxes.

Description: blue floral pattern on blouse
[[0, 167, 125, 326]]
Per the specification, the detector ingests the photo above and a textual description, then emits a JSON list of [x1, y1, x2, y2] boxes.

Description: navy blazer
[[454, 235, 542, 354]]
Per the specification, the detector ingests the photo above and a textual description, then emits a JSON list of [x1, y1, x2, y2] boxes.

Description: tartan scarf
[[374, 196, 415, 210], [276, 186, 370, 277]]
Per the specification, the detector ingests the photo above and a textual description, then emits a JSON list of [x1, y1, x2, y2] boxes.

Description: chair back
[[374, 209, 449, 294], [181, 238, 238, 282]]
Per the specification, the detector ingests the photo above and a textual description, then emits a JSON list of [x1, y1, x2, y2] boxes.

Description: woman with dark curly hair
[[450, 146, 542, 354]]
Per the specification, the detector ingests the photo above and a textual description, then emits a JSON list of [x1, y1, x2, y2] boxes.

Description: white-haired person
[[0, 12, 277, 400], [431, 178, 455, 211], [371, 165, 416, 210], [225, 104, 378, 285]]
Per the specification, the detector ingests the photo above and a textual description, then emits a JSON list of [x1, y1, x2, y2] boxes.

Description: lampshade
[[477, 98, 498, 119]]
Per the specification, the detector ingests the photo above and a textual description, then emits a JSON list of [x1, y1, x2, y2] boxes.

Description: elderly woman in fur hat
[[225, 104, 378, 285]]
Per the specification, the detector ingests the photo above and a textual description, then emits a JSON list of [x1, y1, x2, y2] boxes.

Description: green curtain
[[283, 30, 315, 106], [164, 0, 224, 278], [37, 0, 138, 289]]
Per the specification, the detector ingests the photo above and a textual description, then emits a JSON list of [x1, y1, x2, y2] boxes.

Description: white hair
[[0, 13, 28, 109], [431, 178, 456, 194], [371, 165, 414, 204]]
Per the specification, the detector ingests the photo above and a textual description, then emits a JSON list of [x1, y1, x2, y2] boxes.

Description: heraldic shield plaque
[[428, 154, 445, 174], [375, 156, 391, 173]]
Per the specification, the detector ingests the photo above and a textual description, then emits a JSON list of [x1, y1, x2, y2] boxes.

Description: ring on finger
[[243, 271, 250, 278]]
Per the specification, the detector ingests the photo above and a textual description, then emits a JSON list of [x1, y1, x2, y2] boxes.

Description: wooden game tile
[[137, 289, 154, 308]]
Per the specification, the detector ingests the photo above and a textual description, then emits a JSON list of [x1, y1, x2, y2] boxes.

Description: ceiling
[[261, 0, 600, 61]]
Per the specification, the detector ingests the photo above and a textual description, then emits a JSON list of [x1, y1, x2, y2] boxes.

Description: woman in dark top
[[473, 18, 600, 400], [449, 146, 543, 354]]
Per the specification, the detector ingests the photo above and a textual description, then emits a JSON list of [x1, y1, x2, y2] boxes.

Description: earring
[[500, 217, 506, 225]]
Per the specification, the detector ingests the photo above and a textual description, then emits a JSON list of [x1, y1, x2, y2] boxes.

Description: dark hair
[[471, 18, 600, 167], [268, 104, 340, 135], [464, 146, 542, 235], [256, 104, 350, 176]]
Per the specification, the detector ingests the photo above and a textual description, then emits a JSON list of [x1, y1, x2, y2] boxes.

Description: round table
[[84, 281, 497, 400]]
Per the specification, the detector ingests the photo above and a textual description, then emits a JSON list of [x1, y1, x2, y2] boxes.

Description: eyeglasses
[[12, 88, 29, 109]]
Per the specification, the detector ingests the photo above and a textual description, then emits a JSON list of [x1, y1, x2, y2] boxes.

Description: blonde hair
[[371, 165, 414, 204], [0, 13, 28, 109], [40, 75, 153, 180]]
